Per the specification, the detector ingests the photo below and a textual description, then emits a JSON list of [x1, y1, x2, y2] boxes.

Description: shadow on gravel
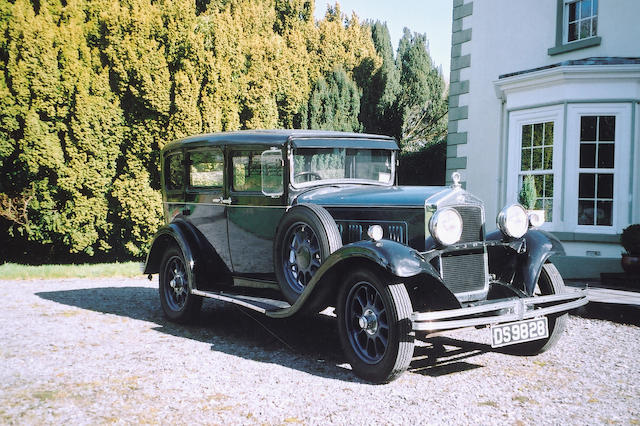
[[571, 304, 640, 327], [37, 286, 502, 382]]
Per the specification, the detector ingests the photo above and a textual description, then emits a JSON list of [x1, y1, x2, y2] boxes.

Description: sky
[[313, 0, 453, 80]]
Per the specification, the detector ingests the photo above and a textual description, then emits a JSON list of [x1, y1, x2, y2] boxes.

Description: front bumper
[[411, 289, 588, 332]]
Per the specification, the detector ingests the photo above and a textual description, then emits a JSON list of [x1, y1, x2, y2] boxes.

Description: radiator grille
[[454, 206, 483, 243], [441, 250, 488, 296]]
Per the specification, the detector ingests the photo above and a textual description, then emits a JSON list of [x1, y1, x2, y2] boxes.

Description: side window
[[165, 153, 184, 191], [232, 151, 263, 192], [189, 149, 224, 188]]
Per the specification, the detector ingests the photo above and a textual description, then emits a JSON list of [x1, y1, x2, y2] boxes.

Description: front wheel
[[159, 245, 203, 323], [337, 268, 414, 384], [502, 262, 567, 355]]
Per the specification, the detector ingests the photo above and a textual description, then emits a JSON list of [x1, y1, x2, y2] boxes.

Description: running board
[[191, 289, 291, 314]]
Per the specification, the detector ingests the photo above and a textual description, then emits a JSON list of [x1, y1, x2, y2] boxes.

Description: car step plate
[[491, 317, 549, 348]]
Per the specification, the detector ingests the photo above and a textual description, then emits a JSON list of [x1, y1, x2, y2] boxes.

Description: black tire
[[159, 245, 203, 323], [274, 204, 342, 304], [501, 262, 567, 355], [337, 268, 414, 384]]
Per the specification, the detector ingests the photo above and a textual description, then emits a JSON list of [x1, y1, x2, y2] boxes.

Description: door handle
[[212, 197, 232, 205]]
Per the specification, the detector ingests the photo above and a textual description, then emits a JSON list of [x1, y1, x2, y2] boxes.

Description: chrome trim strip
[[191, 289, 267, 313], [411, 290, 588, 331]]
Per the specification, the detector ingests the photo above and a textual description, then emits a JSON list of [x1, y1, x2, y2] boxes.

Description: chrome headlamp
[[497, 204, 528, 238], [429, 208, 463, 246]]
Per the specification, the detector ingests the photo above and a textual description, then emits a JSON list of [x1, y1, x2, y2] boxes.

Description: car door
[[183, 146, 233, 272], [226, 146, 287, 274]]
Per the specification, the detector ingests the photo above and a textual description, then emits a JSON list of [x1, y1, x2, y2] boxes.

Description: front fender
[[268, 239, 448, 318], [487, 229, 565, 295], [323, 239, 441, 279]]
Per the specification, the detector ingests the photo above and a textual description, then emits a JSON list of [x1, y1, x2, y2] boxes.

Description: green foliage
[[0, 0, 448, 261], [518, 175, 538, 209], [621, 224, 640, 256], [306, 67, 362, 132], [397, 139, 446, 186]]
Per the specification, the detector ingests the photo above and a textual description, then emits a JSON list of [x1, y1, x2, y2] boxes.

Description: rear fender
[[144, 219, 232, 291], [486, 229, 565, 295]]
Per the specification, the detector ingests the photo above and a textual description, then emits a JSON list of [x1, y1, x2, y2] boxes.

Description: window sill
[[547, 36, 601, 56], [550, 231, 620, 243]]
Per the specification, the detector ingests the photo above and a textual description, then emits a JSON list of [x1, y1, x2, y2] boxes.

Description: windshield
[[292, 148, 394, 187]]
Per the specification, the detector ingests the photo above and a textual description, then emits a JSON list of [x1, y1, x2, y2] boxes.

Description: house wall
[[448, 0, 640, 278]]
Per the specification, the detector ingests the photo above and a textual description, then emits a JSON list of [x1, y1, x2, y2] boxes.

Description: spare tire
[[274, 204, 342, 304]]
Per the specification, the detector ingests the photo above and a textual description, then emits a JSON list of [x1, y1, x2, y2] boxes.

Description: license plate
[[491, 317, 549, 348]]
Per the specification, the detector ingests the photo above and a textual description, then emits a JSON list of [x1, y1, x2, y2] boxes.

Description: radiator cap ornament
[[451, 172, 461, 189]]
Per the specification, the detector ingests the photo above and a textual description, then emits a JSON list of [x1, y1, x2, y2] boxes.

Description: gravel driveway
[[1, 277, 638, 424]]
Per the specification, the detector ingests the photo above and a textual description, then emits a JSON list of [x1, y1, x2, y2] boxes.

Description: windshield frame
[[288, 145, 397, 189]]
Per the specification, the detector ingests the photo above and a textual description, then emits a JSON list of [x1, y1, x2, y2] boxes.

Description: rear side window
[[165, 153, 184, 191], [232, 151, 263, 192], [189, 149, 224, 188]]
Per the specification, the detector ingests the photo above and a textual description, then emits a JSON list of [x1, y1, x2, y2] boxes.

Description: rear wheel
[[337, 268, 414, 384], [159, 245, 202, 323], [502, 262, 567, 355]]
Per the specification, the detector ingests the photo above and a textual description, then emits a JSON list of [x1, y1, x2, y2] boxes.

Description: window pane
[[580, 116, 597, 141], [591, 16, 597, 36], [544, 175, 554, 197], [579, 143, 596, 168], [578, 200, 595, 225], [598, 144, 614, 168], [579, 20, 591, 39], [596, 201, 612, 226], [233, 152, 262, 192], [543, 199, 553, 222], [522, 125, 532, 148], [581, 0, 592, 18], [568, 2, 577, 21], [599, 116, 615, 141], [579, 173, 595, 198], [568, 23, 577, 41], [166, 154, 184, 191], [544, 122, 554, 145], [543, 147, 553, 169], [533, 123, 543, 146], [190, 150, 223, 188], [597, 174, 613, 198], [521, 148, 531, 171], [532, 147, 542, 169]]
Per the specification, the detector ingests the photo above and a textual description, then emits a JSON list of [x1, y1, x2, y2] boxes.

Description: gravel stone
[[1, 277, 638, 424]]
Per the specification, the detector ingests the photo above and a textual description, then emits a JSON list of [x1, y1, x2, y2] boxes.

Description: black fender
[[144, 219, 232, 291], [486, 229, 565, 296], [268, 239, 460, 318]]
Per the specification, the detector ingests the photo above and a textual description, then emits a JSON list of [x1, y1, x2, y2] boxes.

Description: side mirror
[[261, 148, 284, 197]]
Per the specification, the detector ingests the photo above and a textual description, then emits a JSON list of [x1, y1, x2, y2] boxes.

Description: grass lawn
[[0, 262, 144, 280]]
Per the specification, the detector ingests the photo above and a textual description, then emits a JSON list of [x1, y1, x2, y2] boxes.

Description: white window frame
[[506, 106, 564, 231], [565, 103, 631, 234], [563, 0, 598, 44]]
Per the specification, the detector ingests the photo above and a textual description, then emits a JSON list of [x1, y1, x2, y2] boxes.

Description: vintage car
[[144, 130, 587, 383]]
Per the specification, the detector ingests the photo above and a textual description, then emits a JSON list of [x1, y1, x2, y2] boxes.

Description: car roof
[[162, 130, 398, 152]]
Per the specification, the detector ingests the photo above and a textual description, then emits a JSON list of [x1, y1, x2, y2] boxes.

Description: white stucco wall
[[461, 0, 640, 225]]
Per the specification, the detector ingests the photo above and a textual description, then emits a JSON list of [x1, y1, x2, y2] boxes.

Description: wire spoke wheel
[[346, 281, 389, 364], [159, 246, 202, 323], [283, 223, 321, 293], [164, 256, 188, 311], [337, 268, 414, 384]]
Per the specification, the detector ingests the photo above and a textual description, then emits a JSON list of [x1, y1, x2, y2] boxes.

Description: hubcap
[[345, 281, 389, 364], [359, 309, 378, 335]]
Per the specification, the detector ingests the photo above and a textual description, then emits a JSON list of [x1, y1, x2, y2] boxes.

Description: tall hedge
[[0, 0, 446, 262]]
